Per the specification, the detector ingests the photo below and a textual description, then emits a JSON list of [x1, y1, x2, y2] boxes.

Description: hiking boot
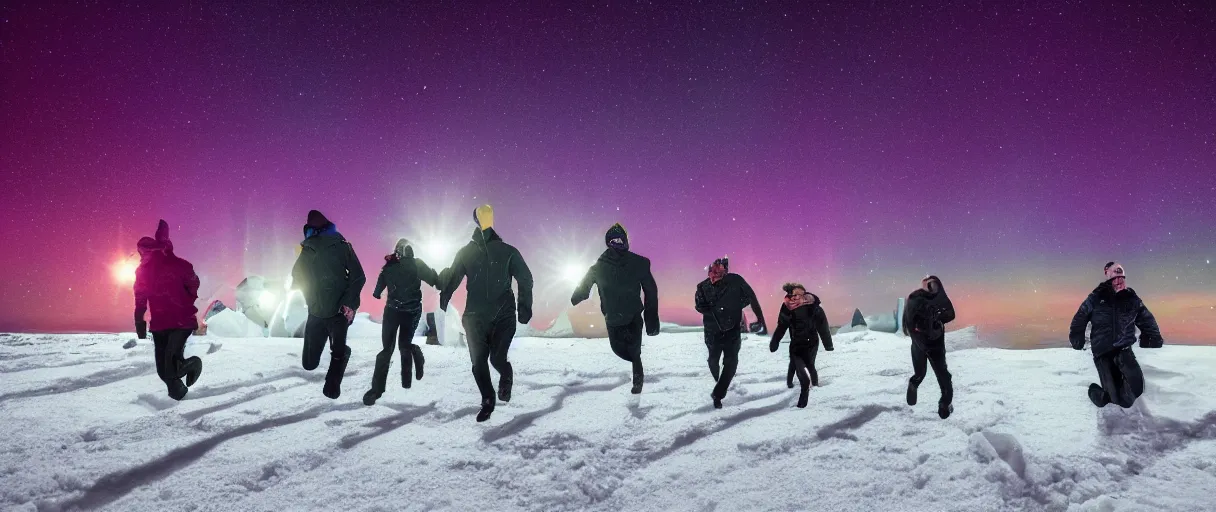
[[168, 381, 188, 401], [786, 378, 795, 389], [476, 398, 495, 422], [323, 346, 351, 399], [712, 392, 723, 409], [362, 390, 381, 406], [498, 379, 512, 403], [411, 345, 425, 380], [631, 373, 643, 395], [797, 384, 810, 409], [938, 402, 953, 419], [183, 357, 203, 387], [1088, 383, 1109, 408], [906, 380, 919, 406]]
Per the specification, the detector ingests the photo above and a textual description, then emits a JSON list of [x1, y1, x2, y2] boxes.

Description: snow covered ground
[[2, 326, 1215, 512]]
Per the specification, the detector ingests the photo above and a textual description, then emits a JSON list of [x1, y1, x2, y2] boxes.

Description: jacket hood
[[605, 223, 629, 251], [394, 238, 413, 259], [303, 222, 340, 241], [598, 247, 630, 267], [307, 210, 331, 228], [1093, 280, 1138, 300], [301, 230, 345, 250], [471, 227, 503, 244]]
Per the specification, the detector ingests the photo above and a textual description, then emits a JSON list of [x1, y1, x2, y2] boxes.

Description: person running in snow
[[769, 283, 833, 408], [571, 223, 661, 394], [134, 220, 203, 400], [695, 257, 765, 409], [902, 275, 956, 419], [439, 205, 534, 422], [1069, 262, 1163, 408], [363, 238, 440, 406], [291, 210, 367, 399]]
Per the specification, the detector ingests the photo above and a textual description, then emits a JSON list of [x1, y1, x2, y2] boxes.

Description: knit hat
[[605, 223, 629, 251], [473, 204, 494, 231], [1104, 262, 1126, 280], [306, 210, 330, 228]]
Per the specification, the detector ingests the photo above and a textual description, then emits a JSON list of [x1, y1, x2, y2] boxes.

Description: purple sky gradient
[[2, 1, 1213, 345]]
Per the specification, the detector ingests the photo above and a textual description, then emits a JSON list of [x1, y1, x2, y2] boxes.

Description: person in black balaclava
[[769, 283, 833, 408], [363, 238, 440, 406], [572, 223, 660, 394], [695, 256, 765, 409], [439, 205, 534, 422], [291, 210, 367, 399], [902, 275, 956, 419], [1069, 262, 1163, 408]]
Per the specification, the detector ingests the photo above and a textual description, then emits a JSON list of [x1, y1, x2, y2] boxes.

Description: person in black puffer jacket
[[439, 205, 534, 422], [362, 238, 441, 406], [695, 257, 765, 409], [572, 223, 660, 395], [902, 275, 956, 419], [1069, 262, 1164, 408], [769, 283, 833, 408]]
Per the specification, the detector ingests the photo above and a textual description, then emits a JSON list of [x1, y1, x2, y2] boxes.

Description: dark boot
[[183, 357, 203, 387], [498, 377, 512, 403], [797, 383, 810, 408], [323, 346, 351, 399], [362, 389, 381, 406], [712, 392, 723, 409], [476, 398, 495, 422], [907, 379, 919, 406], [938, 402, 953, 419], [631, 373, 643, 394], [786, 377, 795, 389], [411, 344, 425, 381], [1088, 383, 1109, 408], [168, 380, 188, 401]]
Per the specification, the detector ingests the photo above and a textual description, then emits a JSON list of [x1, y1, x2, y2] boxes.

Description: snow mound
[[203, 309, 265, 338]]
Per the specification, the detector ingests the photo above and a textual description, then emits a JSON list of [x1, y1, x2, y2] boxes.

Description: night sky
[[2, 1, 1213, 346]]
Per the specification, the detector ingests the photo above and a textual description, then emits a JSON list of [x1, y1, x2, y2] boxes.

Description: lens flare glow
[[112, 257, 138, 285], [258, 290, 276, 310], [561, 261, 587, 284]]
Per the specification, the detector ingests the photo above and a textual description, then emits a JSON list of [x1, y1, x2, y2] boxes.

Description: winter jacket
[[902, 282, 956, 349], [571, 248, 660, 333], [373, 245, 440, 313], [440, 227, 534, 322], [771, 294, 833, 350], [695, 273, 764, 333], [134, 221, 200, 332], [1069, 281, 1163, 357], [291, 227, 367, 318]]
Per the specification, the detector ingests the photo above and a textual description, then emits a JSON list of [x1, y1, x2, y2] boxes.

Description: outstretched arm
[[641, 261, 660, 335], [372, 269, 387, 299], [769, 307, 788, 352], [438, 253, 466, 311], [133, 267, 149, 339], [1135, 301, 1164, 348], [741, 279, 765, 332], [571, 266, 595, 307], [510, 249, 534, 323], [1068, 297, 1093, 350], [416, 260, 440, 289]]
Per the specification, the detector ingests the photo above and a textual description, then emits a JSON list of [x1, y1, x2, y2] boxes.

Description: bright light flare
[[419, 239, 458, 267], [112, 257, 138, 285], [258, 290, 277, 310], [561, 261, 587, 284]]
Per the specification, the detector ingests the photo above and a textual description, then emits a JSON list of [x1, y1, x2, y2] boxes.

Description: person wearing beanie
[[439, 204, 535, 422], [694, 256, 765, 409], [769, 283, 833, 408], [571, 223, 661, 394], [902, 275, 957, 419], [362, 238, 441, 406], [291, 209, 367, 399], [1069, 262, 1164, 408], [133, 220, 203, 400]]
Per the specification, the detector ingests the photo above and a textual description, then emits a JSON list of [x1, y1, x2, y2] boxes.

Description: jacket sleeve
[[1068, 297, 1093, 350], [815, 306, 834, 350], [133, 267, 149, 322], [510, 249, 534, 320], [641, 260, 660, 334], [694, 281, 714, 315], [438, 252, 465, 311], [341, 243, 367, 310], [741, 278, 765, 327], [936, 293, 956, 324], [901, 296, 913, 336], [372, 268, 387, 299], [769, 307, 789, 345], [416, 260, 440, 288], [1135, 301, 1164, 348], [290, 250, 306, 293], [570, 265, 595, 306]]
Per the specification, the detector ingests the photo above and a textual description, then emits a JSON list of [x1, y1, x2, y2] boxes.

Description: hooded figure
[[695, 256, 765, 408], [1069, 262, 1163, 408], [571, 223, 660, 394], [290, 209, 367, 399], [133, 220, 203, 400], [363, 238, 441, 405], [901, 275, 956, 419], [439, 205, 535, 422], [769, 284, 833, 408]]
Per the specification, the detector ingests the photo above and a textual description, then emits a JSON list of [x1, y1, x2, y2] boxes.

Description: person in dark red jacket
[[134, 220, 203, 400]]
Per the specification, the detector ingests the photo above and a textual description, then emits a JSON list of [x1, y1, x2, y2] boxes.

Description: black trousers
[[303, 313, 351, 386], [1093, 348, 1145, 408], [606, 315, 644, 377], [463, 313, 516, 402], [786, 342, 819, 388], [910, 341, 952, 405], [706, 327, 742, 399], [151, 329, 192, 396], [370, 307, 422, 393]]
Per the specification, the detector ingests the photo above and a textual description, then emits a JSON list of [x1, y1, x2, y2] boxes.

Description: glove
[[341, 305, 356, 325], [1139, 336, 1163, 349], [372, 293, 381, 300], [645, 322, 660, 336], [769, 340, 779, 353], [135, 320, 147, 340], [518, 305, 532, 324], [824, 343, 834, 352]]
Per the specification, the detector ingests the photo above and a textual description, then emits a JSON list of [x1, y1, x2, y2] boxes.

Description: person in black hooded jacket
[[769, 283, 833, 408], [363, 238, 441, 406], [439, 205, 534, 422], [1069, 262, 1163, 408], [901, 275, 956, 419], [291, 210, 366, 399], [695, 257, 765, 409], [572, 223, 660, 394]]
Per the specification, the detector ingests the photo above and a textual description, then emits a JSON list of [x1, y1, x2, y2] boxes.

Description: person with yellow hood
[[439, 205, 534, 422]]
